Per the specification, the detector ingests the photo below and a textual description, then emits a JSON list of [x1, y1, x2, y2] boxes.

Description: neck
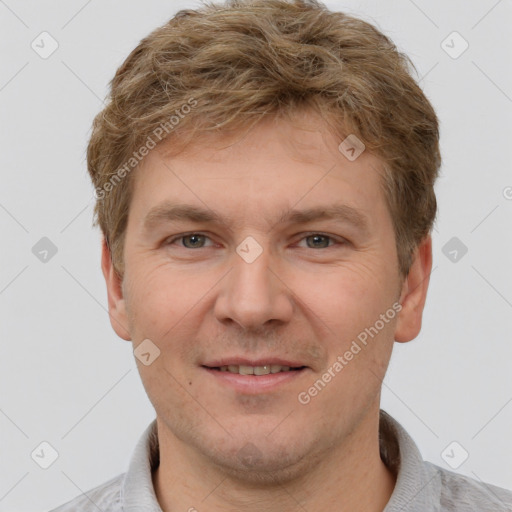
[[152, 408, 396, 512]]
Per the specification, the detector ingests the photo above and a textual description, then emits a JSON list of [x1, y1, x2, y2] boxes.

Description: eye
[[165, 232, 345, 250], [167, 233, 214, 249], [296, 233, 342, 249]]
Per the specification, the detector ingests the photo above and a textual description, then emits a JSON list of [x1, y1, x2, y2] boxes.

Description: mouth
[[205, 364, 307, 375], [201, 359, 309, 393]]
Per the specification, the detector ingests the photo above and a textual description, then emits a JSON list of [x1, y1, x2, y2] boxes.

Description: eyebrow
[[142, 201, 370, 234]]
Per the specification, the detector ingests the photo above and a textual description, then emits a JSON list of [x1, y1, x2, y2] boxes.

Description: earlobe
[[394, 235, 433, 343], [101, 237, 131, 341]]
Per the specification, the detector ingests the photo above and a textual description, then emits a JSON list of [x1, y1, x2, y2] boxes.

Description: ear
[[394, 235, 433, 343], [101, 237, 131, 341]]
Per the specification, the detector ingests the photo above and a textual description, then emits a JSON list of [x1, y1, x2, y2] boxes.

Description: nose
[[213, 240, 294, 331]]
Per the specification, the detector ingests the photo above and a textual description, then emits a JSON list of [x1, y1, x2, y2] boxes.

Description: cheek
[[292, 263, 394, 341], [124, 260, 203, 329], [124, 262, 224, 373]]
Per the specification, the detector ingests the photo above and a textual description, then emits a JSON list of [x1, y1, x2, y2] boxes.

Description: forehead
[[128, 112, 389, 231]]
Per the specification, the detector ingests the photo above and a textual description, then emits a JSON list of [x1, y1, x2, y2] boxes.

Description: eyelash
[[165, 232, 345, 250]]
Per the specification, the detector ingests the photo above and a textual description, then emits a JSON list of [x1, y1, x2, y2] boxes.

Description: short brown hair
[[87, 0, 441, 278]]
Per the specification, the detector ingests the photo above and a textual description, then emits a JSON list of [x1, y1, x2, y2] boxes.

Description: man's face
[[105, 112, 424, 480]]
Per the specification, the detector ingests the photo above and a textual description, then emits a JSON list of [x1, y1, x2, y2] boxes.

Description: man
[[51, 0, 512, 510]]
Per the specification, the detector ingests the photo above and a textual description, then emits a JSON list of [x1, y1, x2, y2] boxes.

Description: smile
[[213, 364, 304, 375], [202, 362, 308, 394]]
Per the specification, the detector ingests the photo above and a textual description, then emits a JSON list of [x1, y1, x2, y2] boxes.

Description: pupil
[[309, 235, 328, 248], [186, 234, 203, 247]]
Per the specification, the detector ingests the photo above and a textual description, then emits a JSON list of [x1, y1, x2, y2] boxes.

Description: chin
[[198, 432, 321, 486], [212, 449, 309, 485]]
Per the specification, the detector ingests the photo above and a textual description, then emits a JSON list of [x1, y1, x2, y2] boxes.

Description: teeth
[[254, 365, 271, 376], [239, 365, 254, 375], [217, 364, 295, 375]]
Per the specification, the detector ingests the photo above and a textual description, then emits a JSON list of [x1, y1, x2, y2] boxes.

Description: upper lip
[[202, 357, 306, 368]]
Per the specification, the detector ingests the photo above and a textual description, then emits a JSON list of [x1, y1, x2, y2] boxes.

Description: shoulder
[[425, 462, 512, 511], [47, 473, 124, 512]]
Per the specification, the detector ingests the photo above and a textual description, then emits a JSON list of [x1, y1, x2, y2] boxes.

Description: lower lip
[[202, 367, 307, 393]]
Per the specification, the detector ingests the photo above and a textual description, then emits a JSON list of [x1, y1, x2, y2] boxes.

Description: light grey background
[[0, 0, 511, 510]]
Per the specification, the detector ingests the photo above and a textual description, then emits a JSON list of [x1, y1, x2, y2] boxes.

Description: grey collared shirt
[[48, 410, 512, 511]]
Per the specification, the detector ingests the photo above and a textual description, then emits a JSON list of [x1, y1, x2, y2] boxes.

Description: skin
[[102, 110, 432, 511]]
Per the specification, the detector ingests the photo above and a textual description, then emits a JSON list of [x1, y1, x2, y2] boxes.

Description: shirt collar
[[120, 410, 439, 511], [121, 418, 162, 511], [379, 409, 440, 511]]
